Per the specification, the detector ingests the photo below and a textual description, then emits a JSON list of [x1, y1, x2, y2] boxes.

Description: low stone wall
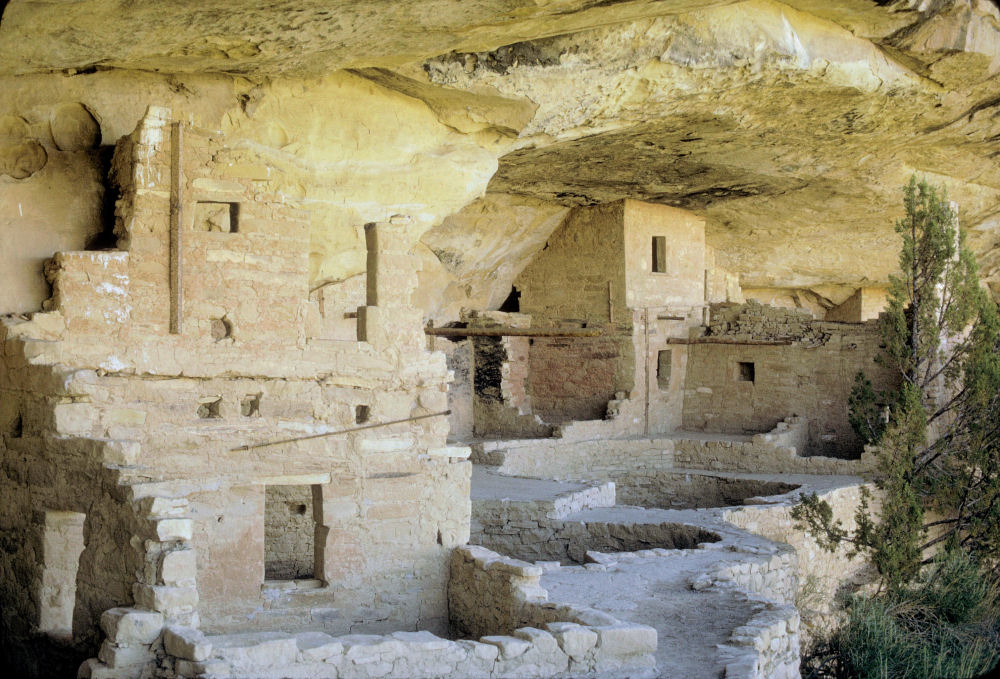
[[671, 436, 869, 476], [687, 535, 801, 679], [723, 482, 873, 641], [471, 437, 674, 480], [141, 545, 657, 679], [472, 418, 869, 480], [472, 496, 720, 564], [718, 602, 801, 679], [615, 472, 800, 510], [672, 416, 871, 475], [473, 480, 616, 524], [449, 546, 657, 677], [692, 549, 798, 607]]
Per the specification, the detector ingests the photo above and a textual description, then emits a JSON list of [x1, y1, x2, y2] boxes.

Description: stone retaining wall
[[471, 437, 674, 479], [472, 417, 869, 480], [133, 545, 658, 679], [723, 482, 873, 641], [614, 472, 800, 510], [689, 530, 801, 678], [472, 417, 872, 484], [474, 513, 720, 565], [718, 601, 801, 679]]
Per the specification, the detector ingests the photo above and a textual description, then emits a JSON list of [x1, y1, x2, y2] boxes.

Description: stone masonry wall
[[471, 497, 720, 565], [614, 473, 800, 510], [0, 107, 471, 678], [448, 546, 658, 678], [825, 287, 889, 323], [469, 312, 552, 437], [439, 338, 475, 441], [527, 333, 629, 423], [264, 485, 316, 581], [622, 200, 705, 311], [142, 545, 658, 679], [723, 482, 874, 644], [0, 331, 150, 676], [513, 202, 638, 428], [489, 200, 710, 435], [472, 418, 869, 480], [516, 202, 626, 324], [683, 302, 898, 457]]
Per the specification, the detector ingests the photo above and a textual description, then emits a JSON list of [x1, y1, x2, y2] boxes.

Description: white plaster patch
[[100, 355, 129, 372]]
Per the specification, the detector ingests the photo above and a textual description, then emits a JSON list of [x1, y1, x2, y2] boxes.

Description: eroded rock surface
[[2, 0, 999, 313], [423, 0, 1000, 301]]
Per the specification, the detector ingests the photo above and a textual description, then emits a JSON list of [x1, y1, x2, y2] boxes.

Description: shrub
[[804, 553, 1000, 679]]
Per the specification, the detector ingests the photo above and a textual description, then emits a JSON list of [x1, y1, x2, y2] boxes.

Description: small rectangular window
[[656, 350, 672, 389], [738, 362, 755, 383], [651, 236, 667, 273]]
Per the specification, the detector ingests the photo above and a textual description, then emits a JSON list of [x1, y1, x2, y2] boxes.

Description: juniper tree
[[793, 176, 1000, 589]]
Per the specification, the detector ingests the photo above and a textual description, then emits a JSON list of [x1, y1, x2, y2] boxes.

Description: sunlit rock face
[[423, 0, 1000, 306], [0, 0, 737, 77], [0, 0, 998, 315], [0, 69, 521, 312], [416, 193, 569, 322]]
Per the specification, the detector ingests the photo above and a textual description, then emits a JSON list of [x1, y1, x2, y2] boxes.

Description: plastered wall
[[0, 105, 105, 314], [622, 199, 705, 310], [505, 200, 707, 431], [825, 286, 889, 322], [527, 333, 629, 423]]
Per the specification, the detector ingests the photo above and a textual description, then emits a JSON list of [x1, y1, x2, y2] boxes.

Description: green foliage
[[878, 177, 984, 392], [795, 175, 1000, 582], [791, 492, 852, 553], [848, 372, 886, 445], [804, 553, 1000, 679], [917, 551, 996, 625], [796, 176, 1000, 676]]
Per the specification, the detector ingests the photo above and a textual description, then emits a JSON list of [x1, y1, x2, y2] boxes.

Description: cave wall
[[0, 105, 104, 313]]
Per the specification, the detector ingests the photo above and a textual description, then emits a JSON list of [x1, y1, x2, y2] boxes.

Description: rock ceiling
[[2, 0, 1000, 313]]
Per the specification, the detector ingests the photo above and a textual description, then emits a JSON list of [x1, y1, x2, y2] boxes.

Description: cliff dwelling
[[1, 1, 999, 678]]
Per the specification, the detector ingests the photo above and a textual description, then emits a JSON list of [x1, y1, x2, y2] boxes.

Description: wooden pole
[[231, 410, 451, 451], [424, 327, 601, 338], [666, 337, 792, 346], [169, 121, 183, 334]]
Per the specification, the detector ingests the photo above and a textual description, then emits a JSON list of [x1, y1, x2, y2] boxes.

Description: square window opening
[[738, 362, 755, 383], [194, 201, 239, 233], [197, 396, 223, 419], [241, 393, 261, 417], [355, 405, 370, 424]]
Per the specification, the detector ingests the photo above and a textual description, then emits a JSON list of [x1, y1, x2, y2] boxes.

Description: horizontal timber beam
[[666, 337, 793, 346], [425, 326, 602, 338]]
